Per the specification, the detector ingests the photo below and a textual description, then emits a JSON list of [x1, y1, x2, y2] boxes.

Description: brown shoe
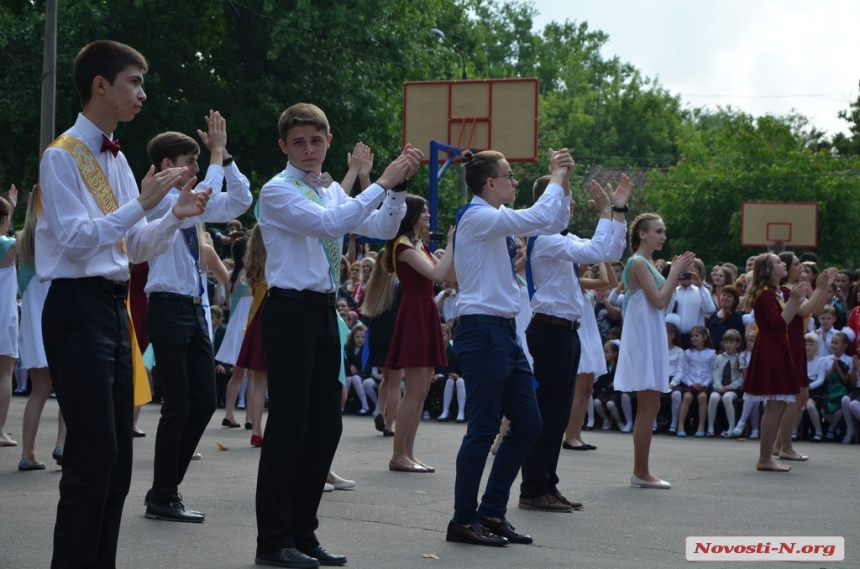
[[518, 494, 574, 512], [552, 492, 584, 511]]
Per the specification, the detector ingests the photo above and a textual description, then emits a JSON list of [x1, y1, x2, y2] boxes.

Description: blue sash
[[180, 227, 205, 296]]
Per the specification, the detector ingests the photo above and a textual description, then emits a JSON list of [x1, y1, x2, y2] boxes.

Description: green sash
[[260, 173, 341, 290]]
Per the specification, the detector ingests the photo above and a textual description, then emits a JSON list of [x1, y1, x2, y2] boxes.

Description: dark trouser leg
[[452, 323, 542, 525], [148, 299, 216, 504], [520, 320, 580, 498], [44, 281, 133, 569], [256, 296, 343, 553]]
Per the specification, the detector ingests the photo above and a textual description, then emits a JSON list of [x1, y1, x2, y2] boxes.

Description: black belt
[[268, 287, 336, 306], [532, 312, 580, 330], [458, 314, 517, 329], [149, 292, 202, 305], [54, 276, 129, 300]]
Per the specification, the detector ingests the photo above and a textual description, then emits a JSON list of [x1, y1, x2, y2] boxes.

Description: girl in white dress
[[16, 185, 67, 469], [0, 190, 18, 448], [615, 213, 694, 489], [564, 262, 616, 450]]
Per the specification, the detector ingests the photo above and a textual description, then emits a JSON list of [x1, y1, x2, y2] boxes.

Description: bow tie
[[303, 171, 333, 189], [560, 229, 569, 236], [101, 134, 121, 157]]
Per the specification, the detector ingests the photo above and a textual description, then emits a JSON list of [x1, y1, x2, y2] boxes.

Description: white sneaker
[[326, 471, 356, 490], [621, 423, 633, 433], [190, 452, 202, 461], [323, 483, 334, 492], [601, 420, 611, 430], [749, 430, 760, 440], [731, 424, 745, 438], [422, 411, 431, 420]]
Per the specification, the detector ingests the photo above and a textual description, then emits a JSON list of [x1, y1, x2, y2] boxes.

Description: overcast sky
[[529, 0, 860, 136]]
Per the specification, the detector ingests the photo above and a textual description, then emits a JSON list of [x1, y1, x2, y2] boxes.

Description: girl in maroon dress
[[775, 252, 835, 461], [743, 253, 834, 472], [384, 195, 454, 472], [236, 225, 268, 447]]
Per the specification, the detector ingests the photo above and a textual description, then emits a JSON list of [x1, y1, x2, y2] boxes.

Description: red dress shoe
[[250, 434, 263, 447]]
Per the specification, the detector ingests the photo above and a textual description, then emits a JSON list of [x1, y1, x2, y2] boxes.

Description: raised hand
[[197, 110, 227, 157], [817, 267, 838, 290], [549, 148, 574, 177], [376, 148, 421, 189], [172, 176, 212, 219], [5, 184, 18, 210], [609, 173, 633, 209], [348, 142, 374, 177], [399, 144, 424, 178], [790, 281, 809, 302], [690, 269, 703, 287], [139, 165, 188, 211], [588, 179, 611, 214], [670, 252, 696, 276]]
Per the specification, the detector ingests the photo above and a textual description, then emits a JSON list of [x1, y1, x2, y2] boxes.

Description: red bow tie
[[101, 134, 121, 157]]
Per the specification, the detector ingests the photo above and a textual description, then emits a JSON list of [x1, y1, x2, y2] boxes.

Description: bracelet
[[611, 204, 628, 213], [222, 155, 234, 166]]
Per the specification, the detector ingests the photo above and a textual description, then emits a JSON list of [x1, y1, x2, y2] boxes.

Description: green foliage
[[649, 109, 860, 267]]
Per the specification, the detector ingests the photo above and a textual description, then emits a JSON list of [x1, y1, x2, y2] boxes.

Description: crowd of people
[[3, 38, 856, 568]]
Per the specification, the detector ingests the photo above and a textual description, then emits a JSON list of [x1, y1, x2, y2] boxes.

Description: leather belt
[[149, 292, 202, 305], [458, 314, 517, 329], [269, 287, 336, 306], [533, 312, 580, 330], [54, 276, 129, 300]]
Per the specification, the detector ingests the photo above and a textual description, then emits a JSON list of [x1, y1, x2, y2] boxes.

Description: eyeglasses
[[487, 172, 516, 183]]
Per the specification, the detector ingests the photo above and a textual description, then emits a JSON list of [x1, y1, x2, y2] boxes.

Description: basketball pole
[[428, 140, 467, 248]]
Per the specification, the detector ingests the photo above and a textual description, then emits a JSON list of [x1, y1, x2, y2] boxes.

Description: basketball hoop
[[767, 239, 786, 253]]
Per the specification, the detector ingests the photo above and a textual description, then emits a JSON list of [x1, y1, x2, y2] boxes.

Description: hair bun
[[460, 150, 474, 164]]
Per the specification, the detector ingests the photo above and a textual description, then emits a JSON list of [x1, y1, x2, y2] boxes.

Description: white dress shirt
[[667, 284, 717, 333], [529, 218, 619, 321], [673, 347, 716, 387], [258, 162, 406, 292], [145, 162, 253, 296], [667, 345, 684, 381], [454, 183, 569, 318], [37, 114, 183, 282], [435, 289, 460, 322], [807, 356, 828, 390], [815, 327, 835, 358]]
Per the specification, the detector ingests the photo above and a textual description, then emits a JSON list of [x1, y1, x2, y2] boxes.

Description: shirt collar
[[74, 113, 114, 152], [286, 162, 313, 179]]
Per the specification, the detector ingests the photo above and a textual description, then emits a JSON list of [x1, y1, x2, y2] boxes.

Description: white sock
[[440, 378, 454, 418], [363, 378, 379, 410], [455, 378, 466, 420], [670, 391, 681, 429], [586, 396, 594, 427]]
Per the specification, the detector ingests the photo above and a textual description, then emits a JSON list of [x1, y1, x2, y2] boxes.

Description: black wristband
[[611, 204, 628, 213], [391, 178, 409, 193], [222, 155, 234, 166]]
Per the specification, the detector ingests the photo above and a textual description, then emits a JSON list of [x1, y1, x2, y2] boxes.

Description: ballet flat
[[630, 475, 671, 489]]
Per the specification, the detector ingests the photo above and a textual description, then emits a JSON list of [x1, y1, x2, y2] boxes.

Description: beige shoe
[[323, 483, 335, 492], [326, 471, 356, 490], [190, 452, 202, 461]]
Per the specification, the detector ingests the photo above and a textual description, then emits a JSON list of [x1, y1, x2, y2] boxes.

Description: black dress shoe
[[300, 545, 346, 566], [145, 500, 205, 523], [445, 520, 508, 547], [562, 441, 589, 451], [255, 547, 320, 568], [374, 413, 385, 432], [480, 516, 533, 544]]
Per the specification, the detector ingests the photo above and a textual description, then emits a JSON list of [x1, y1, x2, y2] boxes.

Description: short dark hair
[[278, 103, 329, 140], [532, 175, 551, 201], [460, 150, 505, 196], [147, 132, 200, 171], [74, 40, 147, 107]]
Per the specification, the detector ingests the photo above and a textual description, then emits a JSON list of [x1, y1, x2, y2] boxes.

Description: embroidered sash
[[47, 134, 150, 406]]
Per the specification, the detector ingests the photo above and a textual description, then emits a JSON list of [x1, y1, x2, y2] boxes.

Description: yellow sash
[[245, 280, 268, 333], [48, 134, 151, 406]]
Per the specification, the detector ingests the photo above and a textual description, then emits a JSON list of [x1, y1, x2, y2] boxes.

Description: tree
[[649, 109, 860, 267]]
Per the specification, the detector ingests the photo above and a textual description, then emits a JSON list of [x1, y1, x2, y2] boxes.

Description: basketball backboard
[[740, 202, 818, 248], [403, 78, 539, 163]]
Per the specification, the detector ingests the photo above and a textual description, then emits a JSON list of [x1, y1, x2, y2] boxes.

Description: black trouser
[[256, 290, 343, 553], [147, 294, 216, 504], [520, 318, 582, 499], [43, 278, 134, 569]]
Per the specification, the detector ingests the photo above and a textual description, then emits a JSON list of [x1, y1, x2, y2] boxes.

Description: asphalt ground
[[1, 396, 856, 568]]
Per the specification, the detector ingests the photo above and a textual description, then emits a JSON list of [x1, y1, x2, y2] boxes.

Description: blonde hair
[[361, 249, 396, 318], [628, 213, 662, 253], [743, 253, 777, 313], [243, 225, 267, 291], [17, 185, 39, 267]]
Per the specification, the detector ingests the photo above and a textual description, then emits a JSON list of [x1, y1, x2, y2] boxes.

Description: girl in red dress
[[384, 195, 454, 472]]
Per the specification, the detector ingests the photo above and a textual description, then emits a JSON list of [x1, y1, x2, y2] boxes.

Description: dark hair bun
[[460, 150, 474, 164]]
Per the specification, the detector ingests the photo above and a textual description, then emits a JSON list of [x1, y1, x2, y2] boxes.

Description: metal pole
[[39, 0, 58, 152]]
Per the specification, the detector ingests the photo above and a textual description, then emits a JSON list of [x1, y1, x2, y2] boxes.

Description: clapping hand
[[348, 142, 374, 178], [172, 177, 212, 219], [549, 148, 574, 178], [588, 180, 611, 215], [5, 184, 17, 210], [817, 268, 838, 290], [197, 110, 227, 156], [789, 281, 809, 303]]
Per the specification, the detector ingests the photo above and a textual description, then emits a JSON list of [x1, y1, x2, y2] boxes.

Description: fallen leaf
[[216, 443, 229, 451], [421, 553, 439, 559]]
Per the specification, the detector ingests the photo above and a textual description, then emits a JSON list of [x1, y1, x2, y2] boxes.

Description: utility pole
[[40, 0, 58, 152]]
